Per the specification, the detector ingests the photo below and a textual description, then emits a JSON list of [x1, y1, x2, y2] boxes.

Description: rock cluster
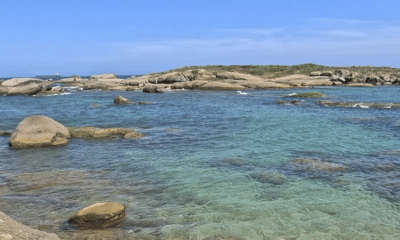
[[309, 69, 400, 86], [0, 78, 53, 96], [7, 115, 144, 149]]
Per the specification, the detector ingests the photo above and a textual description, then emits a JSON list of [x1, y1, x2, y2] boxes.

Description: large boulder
[[152, 72, 188, 84], [1, 78, 46, 87], [68, 202, 126, 229], [9, 115, 70, 149], [68, 127, 143, 139], [5, 83, 51, 96], [0, 211, 60, 240], [113, 95, 132, 104]]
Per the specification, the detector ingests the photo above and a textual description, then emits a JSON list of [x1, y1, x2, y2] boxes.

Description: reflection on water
[[1, 87, 400, 239]]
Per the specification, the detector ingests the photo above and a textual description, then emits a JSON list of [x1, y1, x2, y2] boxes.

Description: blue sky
[[1, 0, 400, 77]]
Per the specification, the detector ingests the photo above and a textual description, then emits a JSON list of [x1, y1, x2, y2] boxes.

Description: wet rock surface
[[0, 211, 60, 240], [9, 115, 70, 149], [68, 127, 143, 140], [68, 202, 126, 229], [113, 95, 132, 104], [319, 101, 400, 108]]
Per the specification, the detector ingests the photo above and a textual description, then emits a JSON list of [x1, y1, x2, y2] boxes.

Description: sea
[[1, 86, 400, 239]]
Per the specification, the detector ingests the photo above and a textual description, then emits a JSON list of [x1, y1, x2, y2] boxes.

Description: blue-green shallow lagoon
[[1, 86, 400, 239]]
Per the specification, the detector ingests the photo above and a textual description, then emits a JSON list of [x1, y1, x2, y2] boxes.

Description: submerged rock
[[291, 159, 348, 172], [251, 172, 287, 185], [68, 127, 143, 139], [0, 211, 60, 239], [138, 101, 155, 105], [319, 101, 400, 109], [289, 92, 324, 98], [113, 95, 132, 104], [9, 115, 70, 149], [68, 202, 126, 229]]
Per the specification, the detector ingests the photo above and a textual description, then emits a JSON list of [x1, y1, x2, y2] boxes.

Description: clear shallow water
[[1, 86, 400, 239]]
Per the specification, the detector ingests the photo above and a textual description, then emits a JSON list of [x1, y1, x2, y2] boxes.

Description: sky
[[1, 0, 400, 77]]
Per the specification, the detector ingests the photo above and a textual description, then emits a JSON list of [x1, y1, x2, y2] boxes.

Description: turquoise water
[[1, 86, 400, 239]]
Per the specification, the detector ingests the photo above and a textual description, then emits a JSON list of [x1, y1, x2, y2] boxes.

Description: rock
[[153, 72, 188, 84], [289, 92, 324, 98], [239, 81, 291, 89], [309, 71, 321, 76], [138, 101, 154, 105], [292, 159, 348, 171], [364, 75, 381, 85], [319, 100, 400, 109], [124, 132, 143, 139], [291, 100, 299, 104], [68, 202, 126, 229], [68, 127, 143, 139], [143, 85, 163, 93], [9, 115, 70, 149], [0, 211, 60, 239], [320, 71, 333, 77], [1, 78, 45, 87], [90, 73, 117, 80], [196, 82, 247, 90], [113, 95, 132, 104], [251, 172, 286, 185], [277, 100, 288, 104], [330, 77, 346, 83], [6, 83, 46, 96], [345, 83, 374, 87], [334, 69, 350, 77], [0, 131, 13, 137], [82, 81, 123, 91]]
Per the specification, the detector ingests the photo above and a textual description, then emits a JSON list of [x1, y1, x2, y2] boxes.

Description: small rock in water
[[114, 95, 132, 104], [68, 202, 126, 229], [138, 101, 155, 105]]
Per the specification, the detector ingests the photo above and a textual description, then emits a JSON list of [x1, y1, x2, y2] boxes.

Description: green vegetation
[[289, 92, 324, 98], [170, 64, 400, 79]]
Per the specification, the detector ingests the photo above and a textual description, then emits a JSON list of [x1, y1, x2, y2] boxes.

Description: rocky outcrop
[[196, 81, 247, 90], [0, 81, 52, 96], [90, 73, 117, 80], [0, 131, 13, 137], [143, 85, 163, 93], [9, 115, 70, 149], [68, 202, 126, 229], [68, 127, 143, 139], [309, 71, 321, 76], [113, 95, 132, 104], [1, 78, 46, 87], [0, 211, 60, 240], [289, 92, 324, 98], [319, 100, 400, 108], [149, 72, 188, 84]]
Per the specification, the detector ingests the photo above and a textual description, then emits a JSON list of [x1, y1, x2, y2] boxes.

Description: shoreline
[[1, 64, 399, 96]]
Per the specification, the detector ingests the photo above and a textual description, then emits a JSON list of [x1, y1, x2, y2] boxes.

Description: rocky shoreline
[[2, 66, 400, 96]]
